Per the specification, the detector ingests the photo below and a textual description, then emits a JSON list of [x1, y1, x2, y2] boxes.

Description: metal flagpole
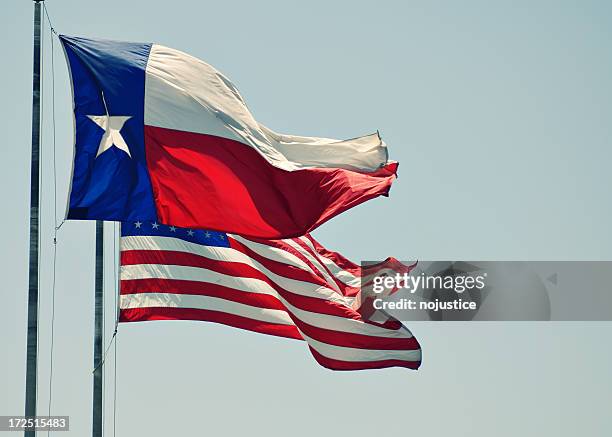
[[93, 221, 104, 437], [24, 3, 104, 436], [25, 2, 43, 436]]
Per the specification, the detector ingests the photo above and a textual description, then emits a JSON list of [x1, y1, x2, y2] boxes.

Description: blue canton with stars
[[121, 222, 230, 248]]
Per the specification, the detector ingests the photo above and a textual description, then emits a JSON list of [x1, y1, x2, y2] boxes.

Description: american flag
[[119, 222, 421, 370]]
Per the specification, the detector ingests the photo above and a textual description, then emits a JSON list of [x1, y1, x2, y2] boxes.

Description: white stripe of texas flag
[[144, 44, 390, 172]]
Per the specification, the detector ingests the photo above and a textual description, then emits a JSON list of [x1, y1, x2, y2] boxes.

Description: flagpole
[[25, 2, 42, 436], [93, 221, 104, 437]]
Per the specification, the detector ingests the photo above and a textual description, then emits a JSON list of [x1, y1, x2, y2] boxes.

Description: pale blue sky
[[1, 1, 611, 436]]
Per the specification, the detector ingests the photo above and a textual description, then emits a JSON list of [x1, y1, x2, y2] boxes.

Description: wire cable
[[113, 330, 118, 437], [91, 330, 117, 375], [43, 2, 65, 232], [43, 2, 58, 35], [42, 5, 60, 435], [113, 222, 119, 437]]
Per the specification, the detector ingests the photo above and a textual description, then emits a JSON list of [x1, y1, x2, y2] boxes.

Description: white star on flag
[[87, 115, 132, 158]]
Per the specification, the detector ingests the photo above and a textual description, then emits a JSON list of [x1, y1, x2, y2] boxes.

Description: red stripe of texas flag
[[144, 126, 398, 238]]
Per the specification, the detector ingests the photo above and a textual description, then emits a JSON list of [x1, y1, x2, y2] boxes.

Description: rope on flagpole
[[91, 329, 117, 374], [113, 333, 118, 437], [41, 4, 60, 435], [112, 222, 119, 437], [43, 2, 66, 233], [43, 2, 57, 35], [43, 2, 64, 235]]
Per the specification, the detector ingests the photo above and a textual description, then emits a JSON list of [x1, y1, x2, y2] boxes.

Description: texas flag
[[60, 36, 398, 238]]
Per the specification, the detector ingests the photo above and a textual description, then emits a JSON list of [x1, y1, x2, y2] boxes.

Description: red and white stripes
[[120, 232, 421, 370], [143, 44, 398, 237]]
